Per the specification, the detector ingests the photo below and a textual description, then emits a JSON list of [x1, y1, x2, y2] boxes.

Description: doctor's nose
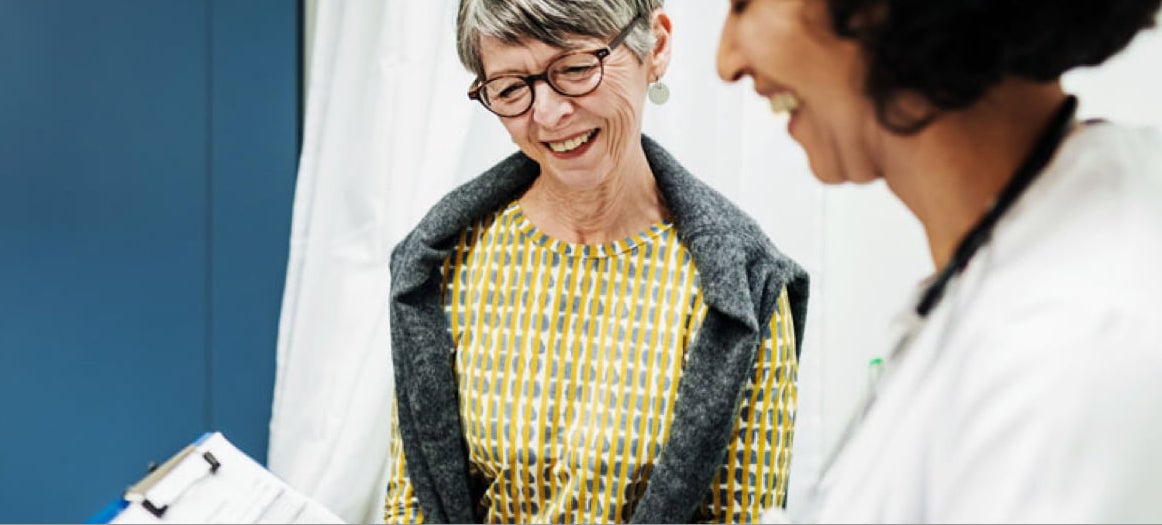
[[717, 19, 748, 83]]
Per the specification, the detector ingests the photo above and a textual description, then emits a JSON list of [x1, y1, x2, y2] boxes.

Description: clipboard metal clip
[[203, 451, 221, 474], [124, 446, 222, 518]]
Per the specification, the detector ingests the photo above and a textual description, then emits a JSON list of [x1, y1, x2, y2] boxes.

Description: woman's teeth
[[549, 130, 596, 152]]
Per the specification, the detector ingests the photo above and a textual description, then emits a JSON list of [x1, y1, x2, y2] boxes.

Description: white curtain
[[267, 1, 478, 522], [271, 1, 1162, 522]]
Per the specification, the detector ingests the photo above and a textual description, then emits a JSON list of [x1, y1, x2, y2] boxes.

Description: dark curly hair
[[828, 0, 1162, 133]]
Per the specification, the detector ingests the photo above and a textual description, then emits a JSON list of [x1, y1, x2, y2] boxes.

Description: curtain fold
[[268, 1, 476, 522]]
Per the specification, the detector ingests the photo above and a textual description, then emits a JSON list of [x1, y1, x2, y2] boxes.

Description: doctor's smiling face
[[717, 0, 882, 185]]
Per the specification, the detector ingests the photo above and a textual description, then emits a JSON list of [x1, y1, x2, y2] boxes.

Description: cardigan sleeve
[[383, 404, 426, 524], [695, 287, 799, 522]]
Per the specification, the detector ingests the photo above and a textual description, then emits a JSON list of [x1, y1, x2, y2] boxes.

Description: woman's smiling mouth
[[546, 129, 599, 153]]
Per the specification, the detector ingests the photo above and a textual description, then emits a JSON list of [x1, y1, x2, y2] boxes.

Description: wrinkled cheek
[[608, 93, 642, 152]]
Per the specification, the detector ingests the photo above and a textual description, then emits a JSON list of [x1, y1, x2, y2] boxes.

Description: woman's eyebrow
[[483, 43, 594, 78]]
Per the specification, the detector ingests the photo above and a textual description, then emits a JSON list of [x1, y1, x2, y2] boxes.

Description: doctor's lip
[[753, 80, 798, 101], [756, 88, 799, 101]]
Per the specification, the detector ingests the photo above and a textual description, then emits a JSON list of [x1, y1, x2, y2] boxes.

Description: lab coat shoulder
[[804, 122, 1162, 524], [924, 122, 1162, 522]]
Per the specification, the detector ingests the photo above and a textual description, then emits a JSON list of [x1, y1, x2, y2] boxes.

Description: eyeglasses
[[468, 15, 644, 117]]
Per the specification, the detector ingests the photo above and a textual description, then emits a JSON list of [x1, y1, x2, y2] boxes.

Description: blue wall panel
[[0, 0, 300, 522], [209, 0, 300, 464]]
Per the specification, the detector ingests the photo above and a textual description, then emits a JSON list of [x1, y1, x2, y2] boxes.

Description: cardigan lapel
[[389, 151, 537, 522], [628, 136, 809, 522]]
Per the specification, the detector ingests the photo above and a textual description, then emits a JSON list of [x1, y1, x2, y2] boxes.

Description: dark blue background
[[0, 1, 301, 521]]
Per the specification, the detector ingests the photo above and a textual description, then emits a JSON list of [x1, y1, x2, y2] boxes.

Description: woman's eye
[[563, 65, 596, 75], [731, 0, 750, 14], [497, 85, 523, 99]]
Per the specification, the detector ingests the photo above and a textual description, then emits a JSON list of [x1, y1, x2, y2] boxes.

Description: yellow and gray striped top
[[385, 201, 797, 523]]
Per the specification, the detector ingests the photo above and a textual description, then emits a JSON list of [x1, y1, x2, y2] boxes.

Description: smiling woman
[[716, 0, 1162, 522], [717, 0, 872, 185], [383, 0, 810, 523]]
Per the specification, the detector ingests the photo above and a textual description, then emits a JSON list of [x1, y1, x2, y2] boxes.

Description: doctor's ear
[[648, 8, 673, 80]]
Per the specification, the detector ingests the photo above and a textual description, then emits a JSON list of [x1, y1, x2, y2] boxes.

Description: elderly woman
[[718, 0, 1162, 522], [385, 0, 808, 523]]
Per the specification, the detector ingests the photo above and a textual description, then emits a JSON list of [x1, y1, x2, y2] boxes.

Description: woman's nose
[[530, 81, 574, 127]]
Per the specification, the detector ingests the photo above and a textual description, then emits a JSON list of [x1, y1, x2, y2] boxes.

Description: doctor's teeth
[[549, 131, 594, 152], [769, 92, 802, 115]]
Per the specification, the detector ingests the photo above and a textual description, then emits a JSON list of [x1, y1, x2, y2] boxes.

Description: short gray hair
[[457, 0, 664, 79]]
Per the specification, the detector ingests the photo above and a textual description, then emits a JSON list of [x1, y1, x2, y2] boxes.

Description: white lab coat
[[796, 122, 1162, 523]]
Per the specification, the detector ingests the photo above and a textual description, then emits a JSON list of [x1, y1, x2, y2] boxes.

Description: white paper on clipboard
[[108, 432, 344, 524]]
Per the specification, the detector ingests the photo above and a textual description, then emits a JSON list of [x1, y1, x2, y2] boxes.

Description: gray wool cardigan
[[389, 135, 809, 523]]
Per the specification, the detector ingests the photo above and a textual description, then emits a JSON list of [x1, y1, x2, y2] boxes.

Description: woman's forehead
[[478, 34, 601, 75]]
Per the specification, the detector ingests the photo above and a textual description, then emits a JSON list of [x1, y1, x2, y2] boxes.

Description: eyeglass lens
[[480, 52, 603, 116]]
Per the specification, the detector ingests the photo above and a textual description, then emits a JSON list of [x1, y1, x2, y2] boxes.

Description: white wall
[[1066, 18, 1162, 126]]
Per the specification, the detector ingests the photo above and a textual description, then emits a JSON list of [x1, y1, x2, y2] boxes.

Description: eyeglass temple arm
[[609, 13, 645, 50]]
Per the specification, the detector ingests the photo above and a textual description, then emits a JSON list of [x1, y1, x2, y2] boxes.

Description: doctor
[[717, 0, 1162, 522]]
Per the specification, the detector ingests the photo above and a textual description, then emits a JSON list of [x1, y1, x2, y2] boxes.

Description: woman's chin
[[537, 166, 602, 190]]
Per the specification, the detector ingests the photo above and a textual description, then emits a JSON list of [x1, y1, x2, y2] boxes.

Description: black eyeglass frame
[[467, 14, 646, 117]]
